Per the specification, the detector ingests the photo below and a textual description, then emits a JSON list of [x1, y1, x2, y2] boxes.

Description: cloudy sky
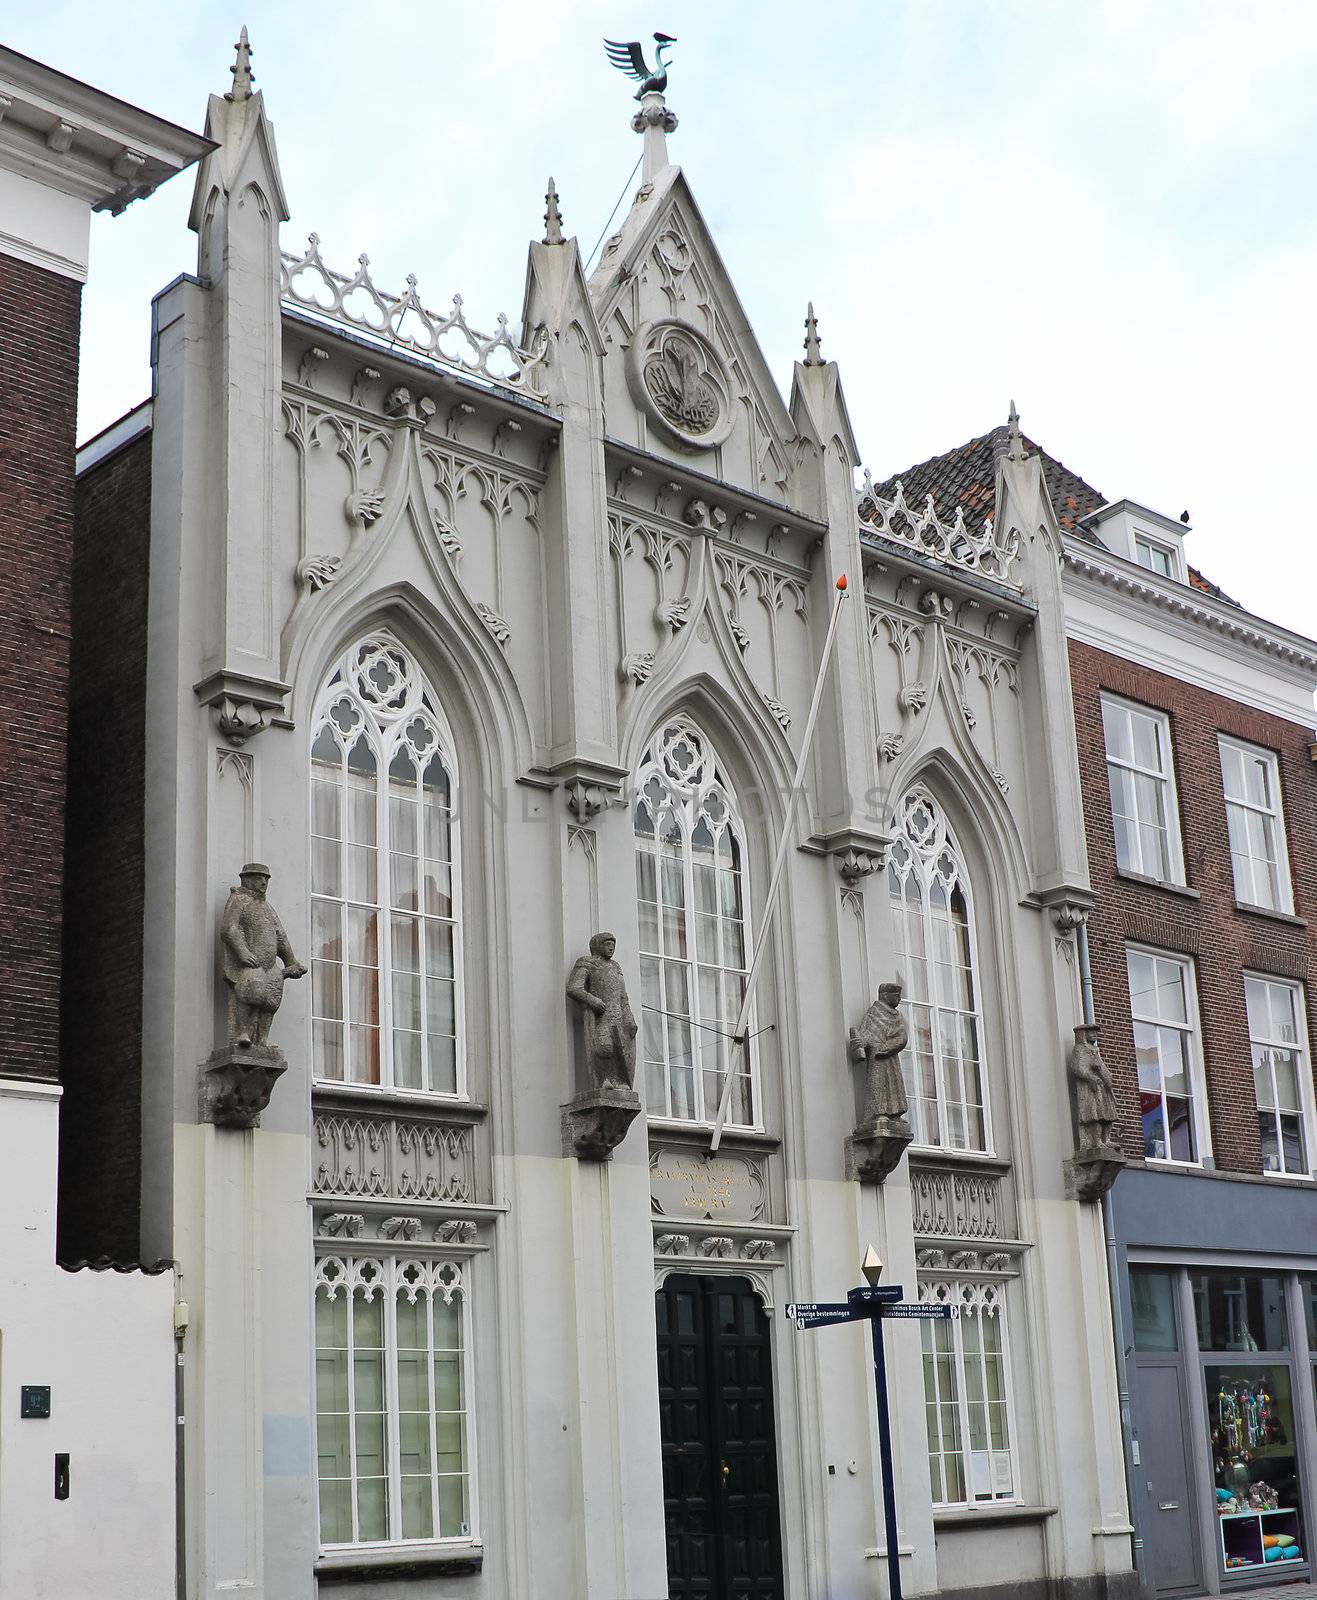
[[13, 1, 1317, 641]]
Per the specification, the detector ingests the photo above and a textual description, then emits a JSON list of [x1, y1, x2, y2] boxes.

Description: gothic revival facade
[[60, 41, 1148, 1600]]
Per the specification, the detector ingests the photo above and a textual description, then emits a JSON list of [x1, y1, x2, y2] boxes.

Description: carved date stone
[[1064, 1022, 1126, 1202], [201, 864, 307, 1130], [562, 932, 641, 1159], [845, 981, 914, 1184]]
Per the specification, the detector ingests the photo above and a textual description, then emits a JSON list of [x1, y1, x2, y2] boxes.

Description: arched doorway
[[656, 1273, 784, 1599]]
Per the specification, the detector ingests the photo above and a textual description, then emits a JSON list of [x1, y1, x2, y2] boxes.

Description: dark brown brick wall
[[58, 428, 151, 1262], [0, 253, 81, 1084], [1070, 639, 1317, 1176]]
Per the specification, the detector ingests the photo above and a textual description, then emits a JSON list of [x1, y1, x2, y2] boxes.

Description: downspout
[[1077, 922, 1148, 1594], [173, 1268, 189, 1600]]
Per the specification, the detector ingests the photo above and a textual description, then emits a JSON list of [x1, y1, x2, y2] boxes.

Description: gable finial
[[1006, 397, 1026, 460], [803, 302, 823, 367], [543, 178, 564, 245], [227, 25, 254, 101]]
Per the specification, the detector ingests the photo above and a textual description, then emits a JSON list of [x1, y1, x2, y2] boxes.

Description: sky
[[11, 0, 1317, 640]]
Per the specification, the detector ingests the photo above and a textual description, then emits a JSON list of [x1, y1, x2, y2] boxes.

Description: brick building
[[0, 44, 206, 1599], [871, 427, 1317, 1597]]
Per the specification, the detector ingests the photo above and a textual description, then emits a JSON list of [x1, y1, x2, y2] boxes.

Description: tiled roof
[[868, 424, 1238, 606]]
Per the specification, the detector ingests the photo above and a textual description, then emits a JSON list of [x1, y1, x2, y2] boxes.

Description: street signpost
[[786, 1262, 955, 1600]]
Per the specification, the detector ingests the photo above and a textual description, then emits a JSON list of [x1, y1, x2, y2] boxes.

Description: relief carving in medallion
[[628, 321, 733, 450]]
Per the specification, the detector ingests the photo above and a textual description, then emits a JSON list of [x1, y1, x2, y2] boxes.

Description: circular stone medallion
[[627, 320, 733, 451]]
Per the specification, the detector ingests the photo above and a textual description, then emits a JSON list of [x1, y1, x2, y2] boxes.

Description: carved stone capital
[[194, 669, 289, 746], [561, 1086, 642, 1161], [813, 827, 892, 883], [1064, 1145, 1127, 1203], [846, 1116, 914, 1184], [542, 758, 629, 822], [1040, 886, 1095, 934], [200, 1045, 288, 1129]]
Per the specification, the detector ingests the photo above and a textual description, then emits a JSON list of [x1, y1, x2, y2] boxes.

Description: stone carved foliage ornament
[[627, 320, 734, 451]]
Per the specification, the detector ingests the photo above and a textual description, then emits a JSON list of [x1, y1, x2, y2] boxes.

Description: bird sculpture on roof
[[604, 33, 677, 99]]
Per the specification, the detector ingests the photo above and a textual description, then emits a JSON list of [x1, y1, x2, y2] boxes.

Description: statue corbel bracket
[[1064, 1146, 1126, 1203], [195, 669, 291, 746], [846, 1118, 914, 1184], [200, 1044, 288, 1130], [561, 1086, 643, 1161]]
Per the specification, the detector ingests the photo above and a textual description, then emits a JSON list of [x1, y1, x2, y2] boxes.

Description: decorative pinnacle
[[543, 178, 564, 245], [1006, 397, 1026, 460], [227, 25, 254, 100], [803, 302, 823, 366]]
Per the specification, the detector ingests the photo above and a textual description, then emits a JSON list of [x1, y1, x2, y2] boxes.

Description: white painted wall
[[0, 1080, 177, 1600]]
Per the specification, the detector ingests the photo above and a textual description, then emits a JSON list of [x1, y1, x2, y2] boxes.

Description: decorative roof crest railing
[[858, 471, 1021, 587], [280, 234, 550, 399]]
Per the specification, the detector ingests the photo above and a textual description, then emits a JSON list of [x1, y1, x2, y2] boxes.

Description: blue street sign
[[847, 1284, 904, 1305], [785, 1303, 856, 1329], [879, 1303, 955, 1321]]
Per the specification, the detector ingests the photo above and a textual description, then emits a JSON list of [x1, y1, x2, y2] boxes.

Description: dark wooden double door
[[656, 1274, 784, 1600]]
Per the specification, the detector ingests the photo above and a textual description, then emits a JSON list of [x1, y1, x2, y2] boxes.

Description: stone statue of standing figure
[[1069, 1023, 1120, 1152], [222, 863, 306, 1048], [566, 932, 638, 1093], [849, 980, 911, 1129]]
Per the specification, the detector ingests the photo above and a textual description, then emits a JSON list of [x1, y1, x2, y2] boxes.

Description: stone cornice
[[1063, 541, 1317, 677]]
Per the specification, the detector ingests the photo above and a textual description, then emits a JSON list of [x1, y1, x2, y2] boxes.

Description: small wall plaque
[[649, 1147, 766, 1223], [21, 1385, 51, 1419]]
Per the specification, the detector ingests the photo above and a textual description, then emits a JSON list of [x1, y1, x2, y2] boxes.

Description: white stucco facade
[[128, 59, 1138, 1600]]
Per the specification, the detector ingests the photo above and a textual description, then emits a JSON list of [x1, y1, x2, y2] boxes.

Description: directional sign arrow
[[784, 1302, 857, 1329], [879, 1304, 956, 1321]]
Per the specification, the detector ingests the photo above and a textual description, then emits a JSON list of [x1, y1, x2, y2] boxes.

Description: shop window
[[1101, 696, 1184, 883], [1246, 976, 1313, 1177], [310, 636, 463, 1097], [1206, 1365, 1304, 1574], [1131, 1268, 1178, 1351], [633, 717, 756, 1127], [1126, 948, 1207, 1163], [1193, 1272, 1289, 1354], [1219, 737, 1292, 913], [888, 787, 989, 1152], [919, 1280, 1017, 1506], [315, 1255, 474, 1550]]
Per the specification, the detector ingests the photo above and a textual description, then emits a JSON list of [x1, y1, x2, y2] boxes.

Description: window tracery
[[310, 635, 463, 1096], [633, 717, 756, 1126], [887, 786, 988, 1151]]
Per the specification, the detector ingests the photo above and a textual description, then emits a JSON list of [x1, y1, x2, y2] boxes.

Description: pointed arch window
[[888, 786, 988, 1151], [633, 717, 756, 1126], [309, 635, 464, 1096]]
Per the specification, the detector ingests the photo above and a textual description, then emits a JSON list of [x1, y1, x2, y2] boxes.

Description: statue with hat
[[221, 863, 306, 1049]]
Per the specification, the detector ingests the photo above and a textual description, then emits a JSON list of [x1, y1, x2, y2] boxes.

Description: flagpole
[[709, 573, 850, 1153]]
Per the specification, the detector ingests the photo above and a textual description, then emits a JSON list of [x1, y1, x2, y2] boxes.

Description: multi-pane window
[[1247, 976, 1312, 1177], [1101, 696, 1183, 883], [1127, 947, 1205, 1163], [310, 636, 463, 1095], [920, 1279, 1016, 1507], [634, 717, 755, 1125], [1219, 737, 1291, 913], [315, 1255, 473, 1549], [888, 787, 988, 1151], [1133, 533, 1176, 579]]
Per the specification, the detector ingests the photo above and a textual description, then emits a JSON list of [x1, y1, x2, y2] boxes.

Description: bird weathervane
[[604, 33, 677, 99]]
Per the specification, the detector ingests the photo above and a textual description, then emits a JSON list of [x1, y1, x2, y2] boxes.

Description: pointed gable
[[587, 165, 795, 503]]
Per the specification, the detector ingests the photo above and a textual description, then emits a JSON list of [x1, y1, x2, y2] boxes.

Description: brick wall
[[58, 428, 152, 1262], [0, 253, 81, 1084], [1069, 639, 1317, 1176]]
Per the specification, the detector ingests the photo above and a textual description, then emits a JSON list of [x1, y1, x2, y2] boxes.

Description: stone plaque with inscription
[[649, 1147, 766, 1223]]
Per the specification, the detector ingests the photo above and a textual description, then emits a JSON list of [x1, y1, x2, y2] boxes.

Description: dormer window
[[1133, 533, 1176, 580]]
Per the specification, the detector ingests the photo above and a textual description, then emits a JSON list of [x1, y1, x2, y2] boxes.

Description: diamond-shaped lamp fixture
[[861, 1246, 884, 1286]]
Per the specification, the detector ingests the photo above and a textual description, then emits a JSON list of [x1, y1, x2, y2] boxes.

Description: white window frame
[[314, 1252, 478, 1553], [1133, 531, 1181, 581], [888, 786, 992, 1154], [1100, 695, 1185, 884], [1218, 736, 1293, 914], [1125, 944, 1211, 1166], [918, 1278, 1019, 1508], [633, 715, 760, 1129], [309, 634, 467, 1100], [1245, 974, 1315, 1180]]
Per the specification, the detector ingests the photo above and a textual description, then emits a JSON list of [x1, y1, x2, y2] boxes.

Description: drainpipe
[[173, 1269, 189, 1600], [1077, 922, 1149, 1595]]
